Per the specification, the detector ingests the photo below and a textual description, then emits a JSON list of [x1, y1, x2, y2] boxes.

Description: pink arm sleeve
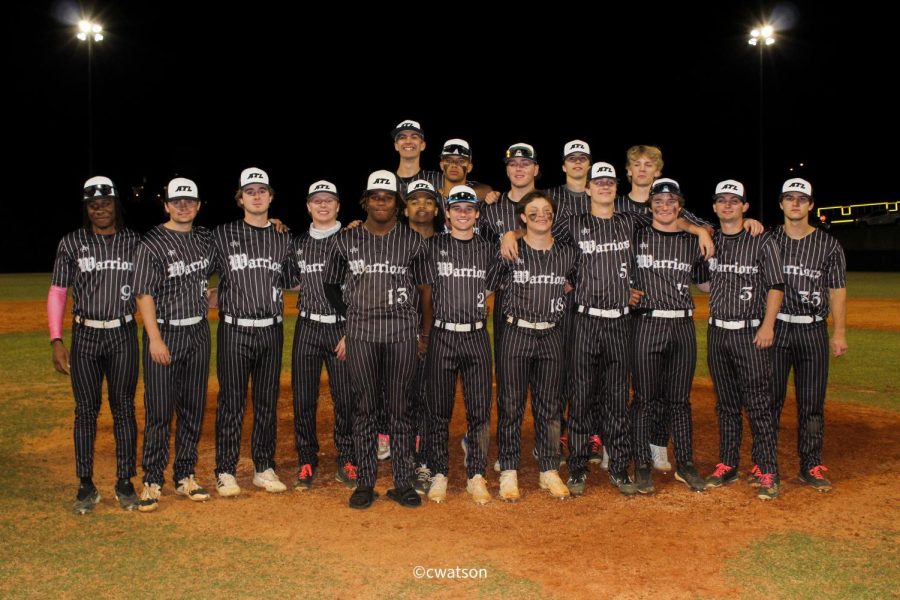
[[48, 285, 67, 340]]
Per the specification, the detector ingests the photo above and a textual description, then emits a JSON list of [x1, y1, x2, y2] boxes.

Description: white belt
[[223, 314, 283, 327], [709, 318, 761, 330], [299, 310, 343, 324], [434, 319, 485, 332], [777, 313, 823, 324], [158, 316, 203, 326], [75, 314, 133, 329], [506, 316, 555, 330], [577, 305, 629, 319], [646, 309, 692, 318]]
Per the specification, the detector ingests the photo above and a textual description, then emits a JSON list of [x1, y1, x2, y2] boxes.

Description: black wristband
[[50, 338, 63, 345]]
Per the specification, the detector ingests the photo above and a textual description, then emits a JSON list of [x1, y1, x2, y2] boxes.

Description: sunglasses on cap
[[83, 184, 116, 200], [442, 144, 471, 157], [505, 146, 535, 161], [448, 191, 478, 202]]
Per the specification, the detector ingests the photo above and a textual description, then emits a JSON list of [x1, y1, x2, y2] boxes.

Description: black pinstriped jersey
[[557, 212, 652, 310], [398, 169, 442, 197], [132, 225, 213, 320], [704, 230, 784, 320], [419, 233, 493, 323], [632, 227, 708, 311], [211, 220, 292, 318], [51, 228, 139, 320], [549, 184, 591, 238], [324, 223, 428, 342], [478, 193, 522, 244], [771, 227, 846, 319], [615, 193, 709, 227], [287, 231, 340, 316], [486, 239, 578, 323]]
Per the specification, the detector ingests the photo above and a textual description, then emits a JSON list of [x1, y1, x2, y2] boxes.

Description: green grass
[[843, 271, 900, 299], [726, 531, 899, 599], [0, 273, 53, 300]]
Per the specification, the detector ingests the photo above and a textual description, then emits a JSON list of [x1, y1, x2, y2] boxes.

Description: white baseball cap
[[391, 119, 424, 140], [650, 177, 682, 197], [564, 140, 591, 158], [505, 143, 537, 163], [82, 175, 117, 200], [405, 179, 437, 199], [714, 179, 745, 200], [240, 167, 269, 187], [589, 162, 617, 180], [366, 170, 398, 193], [307, 180, 338, 200], [167, 177, 199, 201], [441, 138, 471, 158], [782, 177, 813, 197], [446, 185, 479, 206]]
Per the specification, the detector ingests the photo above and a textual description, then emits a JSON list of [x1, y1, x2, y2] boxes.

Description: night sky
[[5, 1, 892, 272]]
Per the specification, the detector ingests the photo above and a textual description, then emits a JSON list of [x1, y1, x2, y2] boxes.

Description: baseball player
[[402, 180, 441, 494], [419, 185, 494, 504], [437, 139, 494, 201], [211, 167, 293, 497], [698, 180, 783, 501], [323, 170, 432, 509], [288, 180, 356, 491], [486, 190, 578, 501], [629, 178, 709, 494], [49, 176, 141, 514], [132, 177, 213, 511], [769, 177, 847, 492], [392, 119, 443, 194]]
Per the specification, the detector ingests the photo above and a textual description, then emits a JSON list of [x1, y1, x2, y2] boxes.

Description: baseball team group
[[48, 119, 847, 513]]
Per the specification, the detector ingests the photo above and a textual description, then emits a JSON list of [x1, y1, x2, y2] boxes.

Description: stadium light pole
[[749, 25, 775, 224], [77, 19, 104, 174]]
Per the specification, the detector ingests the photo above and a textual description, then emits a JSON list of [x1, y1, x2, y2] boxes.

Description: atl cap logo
[[413, 183, 428, 190], [597, 166, 612, 173], [314, 184, 329, 190], [400, 122, 415, 128], [789, 182, 805, 188], [248, 173, 264, 179], [571, 143, 585, 150], [721, 184, 738, 191], [373, 178, 391, 185], [175, 185, 193, 192]]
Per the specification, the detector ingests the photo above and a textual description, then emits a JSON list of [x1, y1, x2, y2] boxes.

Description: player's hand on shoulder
[[344, 220, 363, 230], [743, 219, 764, 236], [483, 191, 500, 205], [51, 340, 70, 375], [500, 231, 520, 261], [269, 218, 290, 233], [698, 229, 715, 259]]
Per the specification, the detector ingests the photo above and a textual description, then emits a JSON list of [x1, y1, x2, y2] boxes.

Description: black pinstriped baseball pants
[[214, 320, 283, 476], [707, 326, 778, 475], [70, 320, 139, 479], [141, 321, 210, 485], [291, 318, 354, 469]]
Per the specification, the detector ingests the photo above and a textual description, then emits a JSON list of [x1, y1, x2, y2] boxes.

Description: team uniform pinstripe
[[704, 230, 783, 475], [287, 230, 354, 470], [630, 227, 707, 467], [323, 223, 428, 489], [420, 233, 494, 478], [133, 225, 213, 486], [211, 220, 292, 476], [398, 170, 443, 197], [486, 239, 578, 472], [770, 227, 846, 471], [51, 227, 140, 480], [616, 194, 709, 449], [555, 211, 650, 475]]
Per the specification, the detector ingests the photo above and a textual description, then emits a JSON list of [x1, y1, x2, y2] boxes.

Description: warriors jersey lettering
[[704, 230, 784, 320], [323, 223, 427, 342], [51, 228, 140, 320], [478, 193, 522, 244], [632, 228, 707, 310], [287, 231, 340, 315], [211, 220, 292, 318], [485, 239, 578, 322], [418, 233, 494, 323], [771, 227, 846, 318], [557, 212, 652, 309], [133, 225, 213, 320]]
